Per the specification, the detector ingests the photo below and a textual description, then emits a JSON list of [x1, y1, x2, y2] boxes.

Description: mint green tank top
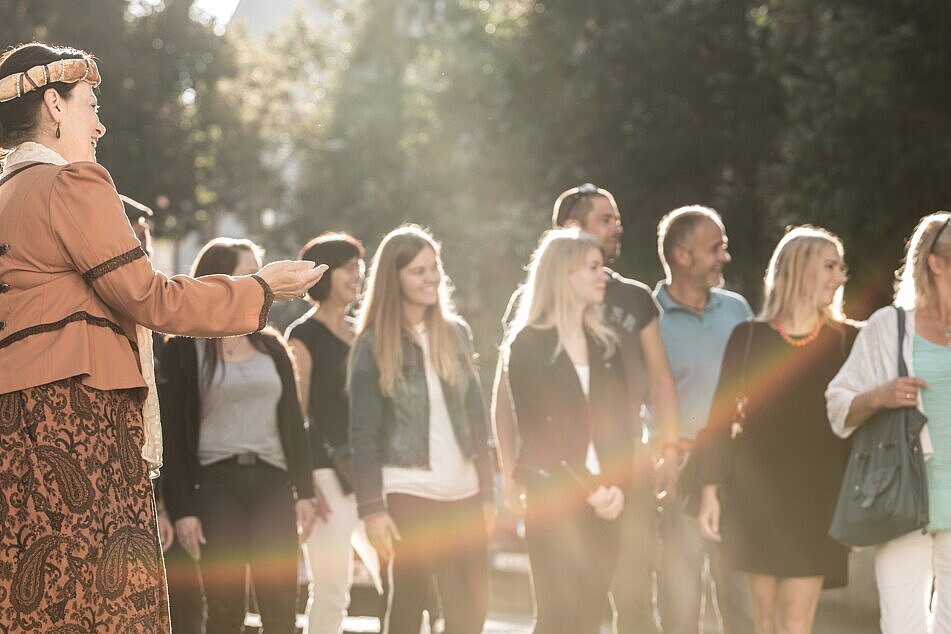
[[914, 334, 951, 530]]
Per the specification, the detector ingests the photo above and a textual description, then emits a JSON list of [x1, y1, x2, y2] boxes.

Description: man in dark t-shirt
[[493, 184, 679, 633]]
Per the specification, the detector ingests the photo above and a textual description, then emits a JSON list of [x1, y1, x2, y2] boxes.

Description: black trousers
[[198, 460, 299, 634], [384, 493, 489, 634], [524, 491, 622, 634], [165, 539, 205, 634], [611, 474, 662, 634]]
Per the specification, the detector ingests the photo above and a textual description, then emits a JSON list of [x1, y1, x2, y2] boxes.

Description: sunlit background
[[4, 1, 942, 629]]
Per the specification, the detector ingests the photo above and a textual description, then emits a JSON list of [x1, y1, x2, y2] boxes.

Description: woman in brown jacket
[[0, 42, 325, 632]]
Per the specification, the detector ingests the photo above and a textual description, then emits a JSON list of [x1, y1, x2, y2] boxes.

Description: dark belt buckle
[[235, 452, 257, 467]]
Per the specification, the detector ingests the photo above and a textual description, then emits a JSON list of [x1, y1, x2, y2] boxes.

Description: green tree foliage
[[0, 0, 280, 239], [5, 0, 948, 343], [760, 0, 951, 312]]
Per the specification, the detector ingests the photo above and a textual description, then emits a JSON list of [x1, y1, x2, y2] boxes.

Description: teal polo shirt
[[654, 282, 753, 439]]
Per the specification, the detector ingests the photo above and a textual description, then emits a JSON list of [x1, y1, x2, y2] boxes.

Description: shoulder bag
[[828, 306, 929, 547]]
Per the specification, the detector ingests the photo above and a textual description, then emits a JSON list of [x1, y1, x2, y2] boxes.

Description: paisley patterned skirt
[[0, 377, 170, 633]]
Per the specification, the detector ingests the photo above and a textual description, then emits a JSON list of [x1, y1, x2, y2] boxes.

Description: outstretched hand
[[255, 260, 329, 302]]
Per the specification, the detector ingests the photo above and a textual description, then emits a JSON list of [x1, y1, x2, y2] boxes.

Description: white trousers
[[304, 468, 380, 634], [876, 529, 951, 634]]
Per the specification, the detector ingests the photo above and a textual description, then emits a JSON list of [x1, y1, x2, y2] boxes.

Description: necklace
[[775, 316, 825, 348]]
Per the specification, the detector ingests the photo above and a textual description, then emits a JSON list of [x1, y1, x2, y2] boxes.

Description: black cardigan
[[158, 329, 314, 521], [507, 326, 637, 496]]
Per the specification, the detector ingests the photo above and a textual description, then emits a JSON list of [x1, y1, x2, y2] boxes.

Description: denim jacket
[[348, 319, 494, 518]]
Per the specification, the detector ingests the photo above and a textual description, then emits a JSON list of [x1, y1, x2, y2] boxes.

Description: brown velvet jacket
[[0, 161, 272, 396]]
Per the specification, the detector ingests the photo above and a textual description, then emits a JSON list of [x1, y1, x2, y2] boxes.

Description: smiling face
[[814, 243, 848, 309], [568, 246, 608, 307], [681, 218, 731, 290], [399, 246, 441, 309], [328, 257, 365, 306], [49, 82, 106, 163]]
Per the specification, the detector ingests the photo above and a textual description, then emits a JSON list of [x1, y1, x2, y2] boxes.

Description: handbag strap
[[895, 306, 908, 378], [729, 321, 755, 434], [740, 320, 755, 391]]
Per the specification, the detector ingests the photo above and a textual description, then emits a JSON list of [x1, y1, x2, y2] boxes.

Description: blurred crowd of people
[[3, 41, 951, 634]]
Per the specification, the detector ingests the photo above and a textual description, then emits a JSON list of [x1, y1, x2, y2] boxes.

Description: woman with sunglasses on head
[[697, 226, 856, 634], [159, 238, 318, 634], [828, 213, 951, 633], [348, 225, 495, 634], [286, 232, 382, 634], [0, 43, 322, 631], [504, 228, 634, 634]]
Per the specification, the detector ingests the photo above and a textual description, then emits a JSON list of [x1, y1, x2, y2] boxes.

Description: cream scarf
[[3, 142, 163, 477]]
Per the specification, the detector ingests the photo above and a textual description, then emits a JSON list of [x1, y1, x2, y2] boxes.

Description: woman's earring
[[54, 123, 61, 139]]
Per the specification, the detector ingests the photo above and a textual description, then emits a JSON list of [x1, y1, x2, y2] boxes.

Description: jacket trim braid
[[0, 161, 43, 187], [81, 246, 147, 284], [250, 274, 274, 331], [0, 310, 137, 352]]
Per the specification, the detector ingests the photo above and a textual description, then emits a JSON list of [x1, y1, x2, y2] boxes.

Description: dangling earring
[[54, 123, 61, 139]]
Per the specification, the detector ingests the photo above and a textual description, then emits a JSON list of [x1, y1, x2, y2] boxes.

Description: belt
[[225, 451, 260, 467]]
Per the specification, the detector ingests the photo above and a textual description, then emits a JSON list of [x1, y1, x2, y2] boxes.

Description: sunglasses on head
[[932, 217, 951, 255], [559, 183, 600, 221]]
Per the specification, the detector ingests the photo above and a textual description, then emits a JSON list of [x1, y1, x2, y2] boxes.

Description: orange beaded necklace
[[774, 316, 825, 347]]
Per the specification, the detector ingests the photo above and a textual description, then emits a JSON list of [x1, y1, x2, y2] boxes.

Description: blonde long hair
[[759, 225, 846, 323], [353, 225, 468, 397], [505, 228, 617, 360], [895, 212, 951, 311]]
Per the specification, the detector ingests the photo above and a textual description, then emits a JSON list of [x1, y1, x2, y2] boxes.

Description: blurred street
[[332, 556, 880, 634]]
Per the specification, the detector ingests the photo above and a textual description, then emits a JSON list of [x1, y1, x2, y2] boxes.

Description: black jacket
[[507, 326, 637, 496], [158, 329, 314, 521]]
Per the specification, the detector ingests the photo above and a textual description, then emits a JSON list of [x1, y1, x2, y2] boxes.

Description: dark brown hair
[[190, 237, 266, 387], [0, 43, 91, 149], [298, 232, 365, 302]]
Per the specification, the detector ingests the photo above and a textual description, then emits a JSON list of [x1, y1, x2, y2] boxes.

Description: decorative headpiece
[[0, 57, 100, 103]]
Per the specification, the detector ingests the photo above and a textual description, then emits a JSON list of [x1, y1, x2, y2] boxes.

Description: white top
[[383, 323, 480, 500], [574, 363, 601, 476], [574, 363, 590, 397], [825, 306, 933, 457]]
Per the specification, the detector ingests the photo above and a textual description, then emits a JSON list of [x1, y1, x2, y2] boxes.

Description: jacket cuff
[[294, 477, 315, 500], [357, 496, 387, 519], [167, 494, 200, 522], [250, 274, 275, 331]]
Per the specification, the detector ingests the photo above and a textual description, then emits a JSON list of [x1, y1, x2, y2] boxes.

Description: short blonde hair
[[895, 212, 951, 310], [760, 225, 846, 323], [505, 228, 617, 360]]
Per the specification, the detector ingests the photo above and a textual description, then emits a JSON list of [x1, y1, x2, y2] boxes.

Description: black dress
[[698, 320, 857, 587]]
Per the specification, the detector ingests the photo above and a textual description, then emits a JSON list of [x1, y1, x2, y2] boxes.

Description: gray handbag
[[828, 306, 929, 548]]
